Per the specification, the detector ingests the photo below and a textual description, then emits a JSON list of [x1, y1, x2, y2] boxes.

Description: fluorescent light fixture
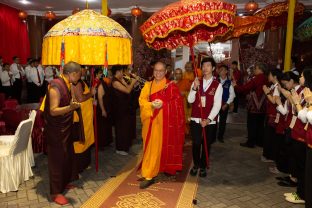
[[19, 0, 31, 4]]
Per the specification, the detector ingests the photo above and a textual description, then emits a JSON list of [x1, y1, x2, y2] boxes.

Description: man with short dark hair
[[188, 57, 223, 177], [230, 61, 241, 113], [217, 65, 235, 143], [233, 63, 267, 148], [10, 56, 24, 103]]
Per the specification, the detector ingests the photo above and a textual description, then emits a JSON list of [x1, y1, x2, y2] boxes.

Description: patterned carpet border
[[81, 153, 142, 208], [82, 147, 198, 208]]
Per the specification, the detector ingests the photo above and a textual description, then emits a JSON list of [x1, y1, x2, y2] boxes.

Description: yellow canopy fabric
[[42, 9, 132, 66]]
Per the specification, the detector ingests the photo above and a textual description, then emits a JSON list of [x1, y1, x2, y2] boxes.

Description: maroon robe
[[111, 77, 132, 152], [96, 79, 113, 147], [44, 78, 77, 195]]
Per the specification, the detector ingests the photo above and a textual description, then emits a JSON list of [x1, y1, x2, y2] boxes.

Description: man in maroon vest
[[188, 57, 223, 177], [233, 63, 267, 148], [44, 61, 81, 205]]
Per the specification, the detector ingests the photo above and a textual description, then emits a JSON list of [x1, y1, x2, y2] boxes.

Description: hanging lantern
[[107, 8, 112, 16], [45, 11, 56, 21], [72, 8, 80, 15], [18, 10, 28, 21], [245, 0, 259, 13], [131, 6, 142, 17]]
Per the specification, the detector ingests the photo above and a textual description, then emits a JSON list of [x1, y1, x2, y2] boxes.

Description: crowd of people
[[1, 55, 312, 207], [0, 56, 59, 103]]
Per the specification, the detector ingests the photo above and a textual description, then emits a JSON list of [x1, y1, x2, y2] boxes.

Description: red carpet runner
[[82, 143, 198, 208]]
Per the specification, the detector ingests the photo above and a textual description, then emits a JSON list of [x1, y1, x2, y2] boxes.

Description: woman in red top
[[289, 67, 312, 206], [262, 69, 283, 162]]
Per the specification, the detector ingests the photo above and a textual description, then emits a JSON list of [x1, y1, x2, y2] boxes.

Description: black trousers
[[190, 121, 216, 169], [217, 108, 228, 140], [276, 133, 292, 174], [290, 140, 306, 199], [246, 113, 265, 146], [262, 122, 277, 160], [233, 97, 238, 113], [305, 147, 312, 208], [28, 83, 42, 103], [13, 78, 22, 103]]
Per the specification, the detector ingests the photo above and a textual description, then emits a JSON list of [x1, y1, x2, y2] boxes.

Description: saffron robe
[[139, 79, 185, 179], [72, 80, 94, 153], [176, 78, 192, 134]]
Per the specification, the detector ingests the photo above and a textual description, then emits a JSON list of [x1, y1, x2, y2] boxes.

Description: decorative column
[[230, 38, 240, 64], [283, 0, 296, 71], [182, 46, 190, 69], [27, 15, 44, 59], [131, 13, 144, 70], [264, 30, 279, 66]]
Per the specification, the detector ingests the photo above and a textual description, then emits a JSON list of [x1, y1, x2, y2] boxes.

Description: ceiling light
[[238, 13, 244, 16], [19, 0, 31, 5]]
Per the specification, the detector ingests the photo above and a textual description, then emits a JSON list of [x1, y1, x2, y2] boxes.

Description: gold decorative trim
[[176, 166, 198, 208], [81, 153, 142, 208]]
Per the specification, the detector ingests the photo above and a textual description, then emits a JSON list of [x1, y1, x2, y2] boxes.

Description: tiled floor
[[0, 110, 305, 208]]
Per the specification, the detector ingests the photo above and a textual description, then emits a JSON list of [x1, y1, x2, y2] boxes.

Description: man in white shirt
[[217, 65, 235, 143], [10, 56, 25, 103], [1, 63, 14, 98], [188, 57, 223, 177], [24, 58, 34, 102], [28, 59, 45, 103]]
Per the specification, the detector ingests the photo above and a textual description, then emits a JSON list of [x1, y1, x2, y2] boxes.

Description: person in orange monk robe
[[183, 61, 203, 83], [175, 68, 192, 135], [138, 61, 185, 189]]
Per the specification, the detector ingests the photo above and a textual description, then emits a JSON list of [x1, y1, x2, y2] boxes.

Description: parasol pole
[[102, 0, 108, 15], [189, 36, 209, 169], [91, 67, 99, 172]]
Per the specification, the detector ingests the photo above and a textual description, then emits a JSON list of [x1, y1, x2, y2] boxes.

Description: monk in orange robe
[[183, 61, 203, 83], [139, 61, 185, 189], [174, 68, 192, 135]]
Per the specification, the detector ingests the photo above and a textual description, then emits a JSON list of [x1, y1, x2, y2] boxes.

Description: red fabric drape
[[0, 3, 30, 64]]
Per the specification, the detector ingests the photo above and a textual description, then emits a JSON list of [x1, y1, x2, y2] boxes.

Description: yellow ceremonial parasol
[[42, 9, 132, 66]]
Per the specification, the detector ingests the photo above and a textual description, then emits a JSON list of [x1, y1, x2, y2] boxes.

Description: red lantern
[[245, 0, 259, 13], [72, 8, 80, 15], [107, 8, 112, 16], [18, 11, 28, 21], [131, 6, 142, 17], [45, 11, 56, 21]]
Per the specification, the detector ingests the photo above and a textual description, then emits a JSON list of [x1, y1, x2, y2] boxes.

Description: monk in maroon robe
[[43, 61, 81, 205]]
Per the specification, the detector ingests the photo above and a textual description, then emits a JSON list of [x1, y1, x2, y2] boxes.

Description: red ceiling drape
[[0, 3, 30, 64]]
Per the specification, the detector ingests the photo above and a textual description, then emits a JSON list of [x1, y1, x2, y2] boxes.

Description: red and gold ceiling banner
[[254, 1, 305, 30], [232, 15, 266, 38], [215, 16, 266, 42], [140, 0, 236, 50]]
